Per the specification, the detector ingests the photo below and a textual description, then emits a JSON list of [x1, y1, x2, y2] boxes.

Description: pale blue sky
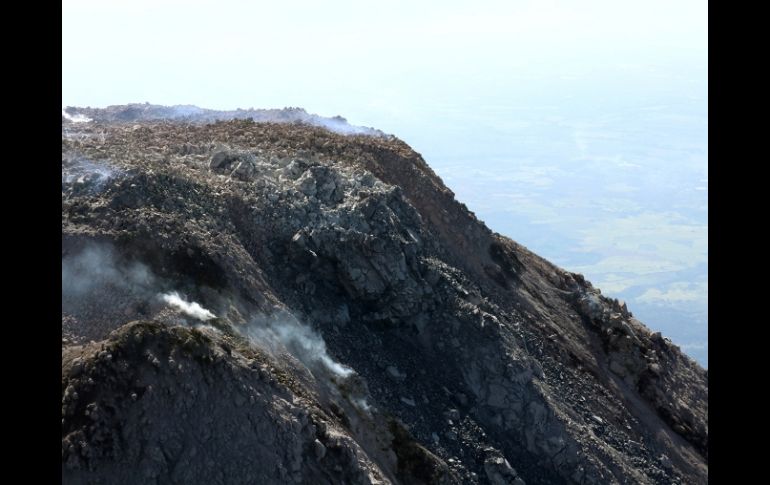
[[63, 0, 709, 364]]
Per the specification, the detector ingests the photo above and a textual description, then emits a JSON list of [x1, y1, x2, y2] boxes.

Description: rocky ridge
[[63, 104, 385, 136], [62, 110, 707, 484]]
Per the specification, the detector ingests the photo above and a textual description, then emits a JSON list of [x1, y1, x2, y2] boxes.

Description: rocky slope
[[62, 108, 708, 484]]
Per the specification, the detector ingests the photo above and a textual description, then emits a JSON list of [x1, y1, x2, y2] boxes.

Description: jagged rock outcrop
[[62, 109, 708, 484]]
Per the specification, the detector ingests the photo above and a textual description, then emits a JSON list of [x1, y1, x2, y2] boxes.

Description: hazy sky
[[63, 0, 707, 126]]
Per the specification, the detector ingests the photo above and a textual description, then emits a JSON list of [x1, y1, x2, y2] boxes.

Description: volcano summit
[[61, 105, 707, 484]]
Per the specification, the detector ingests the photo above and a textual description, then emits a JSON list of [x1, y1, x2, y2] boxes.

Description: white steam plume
[[160, 291, 216, 321], [311, 118, 373, 136], [62, 109, 92, 123], [246, 318, 353, 379]]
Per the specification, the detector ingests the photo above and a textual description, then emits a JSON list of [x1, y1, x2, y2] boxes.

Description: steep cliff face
[[62, 110, 707, 484]]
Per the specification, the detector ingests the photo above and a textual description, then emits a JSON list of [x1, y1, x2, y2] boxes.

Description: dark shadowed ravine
[[61, 105, 707, 485]]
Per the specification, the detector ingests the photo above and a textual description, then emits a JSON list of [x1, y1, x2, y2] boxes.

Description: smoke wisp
[[245, 316, 354, 379], [160, 291, 216, 321], [62, 154, 120, 190], [62, 243, 160, 343], [62, 109, 92, 123], [62, 244, 156, 301], [62, 246, 350, 387], [62, 243, 369, 412], [62, 243, 219, 337], [308, 116, 380, 136]]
